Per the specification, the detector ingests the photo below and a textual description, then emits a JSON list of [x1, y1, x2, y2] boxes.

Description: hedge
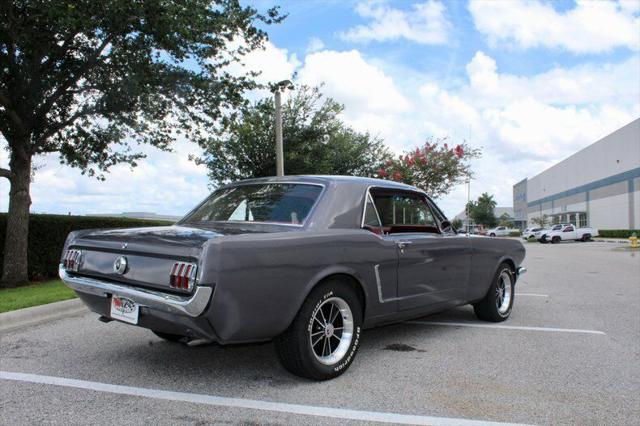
[[508, 230, 522, 237], [0, 214, 173, 280], [597, 229, 640, 239]]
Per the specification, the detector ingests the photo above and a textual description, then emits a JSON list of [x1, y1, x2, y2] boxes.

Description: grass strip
[[0, 280, 76, 313]]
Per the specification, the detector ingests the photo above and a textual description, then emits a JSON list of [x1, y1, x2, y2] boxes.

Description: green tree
[[498, 212, 512, 227], [531, 214, 549, 228], [468, 192, 497, 227], [376, 137, 481, 198], [198, 86, 391, 184], [0, 0, 284, 286], [451, 217, 463, 231]]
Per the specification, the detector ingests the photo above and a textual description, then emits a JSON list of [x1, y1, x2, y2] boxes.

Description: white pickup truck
[[542, 224, 598, 243], [487, 226, 513, 237], [534, 224, 569, 242]]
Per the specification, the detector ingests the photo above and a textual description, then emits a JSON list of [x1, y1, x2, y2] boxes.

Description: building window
[[579, 213, 587, 228]]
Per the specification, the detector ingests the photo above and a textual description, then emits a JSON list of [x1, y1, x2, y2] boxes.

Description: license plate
[[110, 296, 139, 324]]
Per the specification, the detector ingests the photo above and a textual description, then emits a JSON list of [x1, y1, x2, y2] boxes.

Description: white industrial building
[[513, 118, 640, 231]]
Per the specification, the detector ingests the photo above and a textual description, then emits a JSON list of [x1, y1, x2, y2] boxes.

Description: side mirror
[[441, 220, 453, 233]]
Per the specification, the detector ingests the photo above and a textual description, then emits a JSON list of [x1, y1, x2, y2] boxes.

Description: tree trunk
[[1, 149, 32, 287]]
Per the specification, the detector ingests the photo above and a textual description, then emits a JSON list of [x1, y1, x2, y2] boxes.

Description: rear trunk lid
[[64, 226, 224, 293]]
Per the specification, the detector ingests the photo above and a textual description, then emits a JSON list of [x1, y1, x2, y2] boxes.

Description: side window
[[564, 226, 574, 232], [370, 189, 439, 234], [362, 193, 382, 229]]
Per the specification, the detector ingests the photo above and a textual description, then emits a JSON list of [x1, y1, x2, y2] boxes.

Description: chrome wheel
[[309, 296, 354, 365], [495, 271, 513, 314]]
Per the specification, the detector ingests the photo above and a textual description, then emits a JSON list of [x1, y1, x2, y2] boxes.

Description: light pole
[[272, 80, 293, 177]]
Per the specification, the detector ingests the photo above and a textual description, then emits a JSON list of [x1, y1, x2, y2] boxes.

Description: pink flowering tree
[[375, 137, 481, 198]]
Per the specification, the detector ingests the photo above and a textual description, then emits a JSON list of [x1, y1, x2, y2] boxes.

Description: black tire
[[540, 236, 548, 244], [582, 234, 591, 242], [152, 330, 184, 342], [490, 233, 496, 237], [275, 280, 363, 381], [473, 263, 514, 322], [551, 236, 561, 244]]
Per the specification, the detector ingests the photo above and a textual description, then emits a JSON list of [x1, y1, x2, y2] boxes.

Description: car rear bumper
[[59, 265, 213, 318]]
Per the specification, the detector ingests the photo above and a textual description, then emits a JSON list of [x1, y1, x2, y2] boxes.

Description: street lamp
[[272, 80, 293, 177]]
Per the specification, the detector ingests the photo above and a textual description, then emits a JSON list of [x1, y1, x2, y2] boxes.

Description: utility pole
[[465, 124, 472, 235], [272, 80, 292, 177], [466, 174, 471, 235], [274, 89, 284, 177]]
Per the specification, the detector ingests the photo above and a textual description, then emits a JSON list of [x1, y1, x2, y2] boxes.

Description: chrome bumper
[[59, 265, 212, 317], [517, 266, 527, 276]]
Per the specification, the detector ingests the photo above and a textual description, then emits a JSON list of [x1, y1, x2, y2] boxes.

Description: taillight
[[170, 261, 197, 291], [62, 249, 83, 271]]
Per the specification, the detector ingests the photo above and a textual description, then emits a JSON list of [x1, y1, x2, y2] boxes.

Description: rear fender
[[294, 265, 370, 322]]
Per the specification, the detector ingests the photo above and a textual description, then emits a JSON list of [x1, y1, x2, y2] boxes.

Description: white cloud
[[224, 39, 300, 99], [296, 49, 414, 150], [306, 37, 325, 54], [294, 48, 638, 213], [340, 1, 450, 45], [2, 37, 639, 219], [462, 51, 640, 108], [0, 139, 210, 216], [297, 49, 411, 114], [419, 51, 640, 159], [469, 0, 640, 53]]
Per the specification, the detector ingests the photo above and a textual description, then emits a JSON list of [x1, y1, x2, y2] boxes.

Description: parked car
[[544, 224, 598, 243], [522, 227, 544, 239], [534, 223, 570, 243], [60, 176, 526, 380], [487, 226, 511, 237]]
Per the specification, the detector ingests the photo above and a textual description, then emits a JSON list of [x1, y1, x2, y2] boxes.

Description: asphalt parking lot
[[1, 240, 639, 425]]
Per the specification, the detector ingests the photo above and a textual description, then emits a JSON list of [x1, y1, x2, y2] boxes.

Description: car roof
[[221, 175, 424, 192]]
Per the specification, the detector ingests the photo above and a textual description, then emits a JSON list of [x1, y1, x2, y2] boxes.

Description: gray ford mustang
[[60, 175, 526, 380]]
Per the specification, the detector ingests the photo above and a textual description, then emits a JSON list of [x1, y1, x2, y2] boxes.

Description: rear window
[[182, 183, 322, 226]]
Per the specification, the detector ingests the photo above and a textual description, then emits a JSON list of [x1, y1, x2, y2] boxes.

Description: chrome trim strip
[[517, 266, 527, 275], [374, 264, 385, 303], [361, 190, 384, 229], [374, 264, 403, 304], [375, 264, 424, 304], [59, 265, 212, 317]]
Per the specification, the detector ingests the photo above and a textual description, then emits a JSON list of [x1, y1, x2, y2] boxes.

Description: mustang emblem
[[113, 256, 128, 275]]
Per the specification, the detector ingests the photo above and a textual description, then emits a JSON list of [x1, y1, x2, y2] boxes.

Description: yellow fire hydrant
[[630, 233, 638, 248]]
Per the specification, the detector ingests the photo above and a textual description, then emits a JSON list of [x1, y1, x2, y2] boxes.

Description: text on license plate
[[110, 296, 139, 324]]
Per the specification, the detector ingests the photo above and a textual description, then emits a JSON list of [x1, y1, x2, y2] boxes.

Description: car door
[[563, 225, 575, 240], [369, 188, 472, 311]]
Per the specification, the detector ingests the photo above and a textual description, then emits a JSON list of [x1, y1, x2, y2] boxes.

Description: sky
[[1, 0, 639, 219]]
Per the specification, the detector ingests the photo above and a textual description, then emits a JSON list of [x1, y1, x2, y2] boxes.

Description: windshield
[[181, 183, 323, 226]]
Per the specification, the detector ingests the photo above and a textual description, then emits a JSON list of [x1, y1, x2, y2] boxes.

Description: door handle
[[396, 241, 412, 252]]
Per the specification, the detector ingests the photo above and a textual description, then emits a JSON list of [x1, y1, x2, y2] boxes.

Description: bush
[[598, 229, 640, 239], [508, 230, 522, 237], [0, 214, 173, 281]]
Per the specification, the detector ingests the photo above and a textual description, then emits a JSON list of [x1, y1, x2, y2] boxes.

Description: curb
[[0, 298, 87, 334]]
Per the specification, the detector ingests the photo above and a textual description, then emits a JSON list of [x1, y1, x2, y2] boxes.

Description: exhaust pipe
[[186, 338, 213, 347]]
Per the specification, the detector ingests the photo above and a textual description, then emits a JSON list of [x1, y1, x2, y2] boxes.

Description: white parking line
[[517, 293, 549, 297], [0, 371, 528, 426], [408, 321, 605, 335]]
